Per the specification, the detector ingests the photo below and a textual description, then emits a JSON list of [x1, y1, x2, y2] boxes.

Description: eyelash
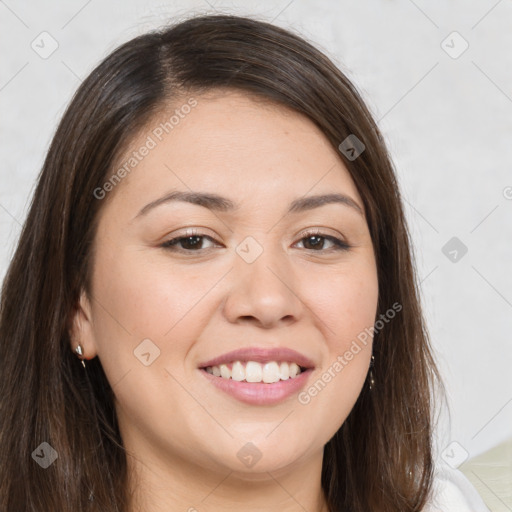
[[160, 228, 351, 254]]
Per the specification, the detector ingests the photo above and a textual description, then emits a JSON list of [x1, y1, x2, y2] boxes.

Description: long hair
[[0, 13, 445, 511]]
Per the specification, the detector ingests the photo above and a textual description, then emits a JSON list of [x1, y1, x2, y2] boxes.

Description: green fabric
[[459, 438, 512, 511]]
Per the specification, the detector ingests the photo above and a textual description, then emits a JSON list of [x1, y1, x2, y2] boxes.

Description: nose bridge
[[223, 233, 302, 327]]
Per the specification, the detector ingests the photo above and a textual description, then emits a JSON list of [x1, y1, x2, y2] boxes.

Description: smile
[[198, 347, 315, 405]]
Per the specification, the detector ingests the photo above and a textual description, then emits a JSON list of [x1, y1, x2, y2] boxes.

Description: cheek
[[88, 248, 216, 430], [297, 259, 378, 425], [91, 244, 215, 342], [310, 263, 379, 349]]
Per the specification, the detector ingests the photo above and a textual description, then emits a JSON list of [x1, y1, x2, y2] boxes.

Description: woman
[[0, 13, 489, 512]]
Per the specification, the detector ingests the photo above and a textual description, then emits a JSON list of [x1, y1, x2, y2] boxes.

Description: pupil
[[306, 235, 322, 249], [183, 236, 201, 249]]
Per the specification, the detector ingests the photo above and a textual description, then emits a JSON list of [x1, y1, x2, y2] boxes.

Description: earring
[[75, 343, 86, 368], [369, 354, 375, 390]]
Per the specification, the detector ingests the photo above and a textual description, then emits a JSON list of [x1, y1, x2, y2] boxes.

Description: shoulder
[[422, 461, 490, 512]]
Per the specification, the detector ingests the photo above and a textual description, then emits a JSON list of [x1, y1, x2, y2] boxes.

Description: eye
[[294, 229, 350, 252], [160, 228, 220, 253], [160, 228, 351, 254]]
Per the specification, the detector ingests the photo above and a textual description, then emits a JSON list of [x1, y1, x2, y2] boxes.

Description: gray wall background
[[1, 0, 511, 465]]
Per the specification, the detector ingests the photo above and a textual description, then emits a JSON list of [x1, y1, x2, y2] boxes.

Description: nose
[[221, 243, 304, 329]]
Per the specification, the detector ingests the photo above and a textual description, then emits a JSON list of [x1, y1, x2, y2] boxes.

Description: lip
[[197, 347, 315, 406], [197, 347, 315, 370], [200, 367, 313, 405]]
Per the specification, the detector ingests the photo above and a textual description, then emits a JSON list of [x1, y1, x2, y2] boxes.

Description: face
[[72, 90, 378, 482]]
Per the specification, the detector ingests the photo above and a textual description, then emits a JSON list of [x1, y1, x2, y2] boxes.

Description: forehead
[[104, 89, 363, 216]]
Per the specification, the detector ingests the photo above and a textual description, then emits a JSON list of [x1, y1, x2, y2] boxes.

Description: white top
[[424, 461, 490, 511]]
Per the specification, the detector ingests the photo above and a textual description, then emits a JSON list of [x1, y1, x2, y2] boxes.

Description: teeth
[[262, 362, 280, 383], [245, 361, 262, 382], [279, 362, 290, 380], [204, 361, 304, 383], [232, 361, 245, 381], [219, 364, 230, 379]]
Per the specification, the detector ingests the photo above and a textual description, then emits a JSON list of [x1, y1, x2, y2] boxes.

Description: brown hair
[[0, 13, 445, 511]]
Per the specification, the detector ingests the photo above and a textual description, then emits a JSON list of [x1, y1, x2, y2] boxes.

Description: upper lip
[[198, 347, 315, 369]]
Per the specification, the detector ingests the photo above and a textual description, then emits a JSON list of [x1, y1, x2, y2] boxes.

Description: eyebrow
[[134, 190, 364, 219]]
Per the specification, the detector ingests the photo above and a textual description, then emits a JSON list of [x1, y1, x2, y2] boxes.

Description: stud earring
[[75, 343, 86, 368], [369, 354, 375, 390]]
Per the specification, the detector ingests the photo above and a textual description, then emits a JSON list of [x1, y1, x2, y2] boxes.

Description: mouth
[[197, 347, 315, 405]]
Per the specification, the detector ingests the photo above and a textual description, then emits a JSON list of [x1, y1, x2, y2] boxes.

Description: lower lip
[[199, 368, 313, 405]]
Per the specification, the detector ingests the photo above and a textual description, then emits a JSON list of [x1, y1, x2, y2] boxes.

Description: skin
[[71, 89, 379, 512]]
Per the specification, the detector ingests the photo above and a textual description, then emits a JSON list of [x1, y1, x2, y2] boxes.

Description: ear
[[69, 289, 98, 361]]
